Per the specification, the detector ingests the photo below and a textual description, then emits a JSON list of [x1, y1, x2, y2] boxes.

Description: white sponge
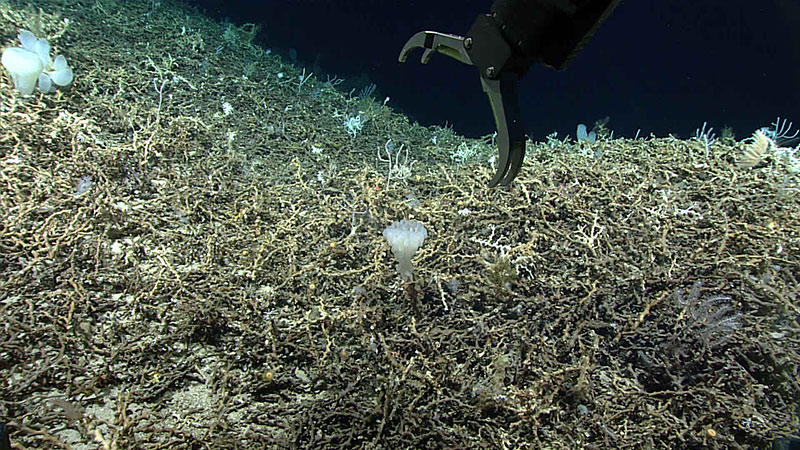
[[1, 47, 42, 95], [383, 219, 428, 281], [1, 29, 73, 95]]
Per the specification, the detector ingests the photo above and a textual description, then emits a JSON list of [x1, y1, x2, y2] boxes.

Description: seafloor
[[1, 0, 798, 448]]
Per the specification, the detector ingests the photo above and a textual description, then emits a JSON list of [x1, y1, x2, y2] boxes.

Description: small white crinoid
[[737, 130, 772, 169]]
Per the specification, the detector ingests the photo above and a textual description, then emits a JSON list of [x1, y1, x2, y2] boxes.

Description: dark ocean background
[[183, 0, 800, 141]]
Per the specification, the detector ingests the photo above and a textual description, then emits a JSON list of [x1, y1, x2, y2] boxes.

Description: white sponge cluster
[[383, 219, 428, 281], [1, 29, 74, 95]]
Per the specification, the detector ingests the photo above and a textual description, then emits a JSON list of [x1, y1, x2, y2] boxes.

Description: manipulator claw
[[398, 30, 474, 66], [399, 16, 528, 187], [397, 16, 528, 86], [399, 0, 621, 187]]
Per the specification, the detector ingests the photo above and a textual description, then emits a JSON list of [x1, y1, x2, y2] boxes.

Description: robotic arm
[[399, 0, 621, 186]]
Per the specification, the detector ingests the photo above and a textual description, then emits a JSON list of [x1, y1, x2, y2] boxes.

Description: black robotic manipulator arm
[[399, 0, 621, 187]]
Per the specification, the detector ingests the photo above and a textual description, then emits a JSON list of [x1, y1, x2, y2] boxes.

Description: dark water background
[[184, 0, 800, 141]]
